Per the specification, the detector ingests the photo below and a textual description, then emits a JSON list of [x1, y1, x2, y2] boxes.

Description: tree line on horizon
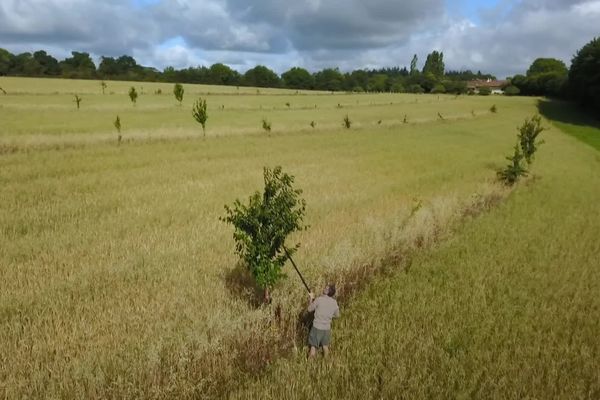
[[0, 48, 495, 94]]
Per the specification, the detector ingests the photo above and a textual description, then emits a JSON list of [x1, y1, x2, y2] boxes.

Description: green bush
[[478, 87, 491, 96], [504, 85, 520, 96], [173, 83, 184, 105]]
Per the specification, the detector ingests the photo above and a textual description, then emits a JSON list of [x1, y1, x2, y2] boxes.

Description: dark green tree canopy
[[243, 65, 281, 88], [569, 37, 600, 113], [527, 58, 568, 77], [422, 50, 445, 77], [281, 67, 314, 89]]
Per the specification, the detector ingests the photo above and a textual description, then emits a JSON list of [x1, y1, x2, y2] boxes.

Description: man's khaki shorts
[[308, 327, 331, 347]]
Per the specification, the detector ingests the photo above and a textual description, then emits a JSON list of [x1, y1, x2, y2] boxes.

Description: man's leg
[[322, 345, 330, 357], [308, 346, 317, 358]]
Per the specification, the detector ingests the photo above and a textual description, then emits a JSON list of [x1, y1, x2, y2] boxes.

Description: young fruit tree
[[128, 87, 138, 105], [100, 81, 107, 95], [517, 115, 545, 164], [173, 83, 184, 105], [73, 94, 82, 110], [497, 144, 528, 185], [114, 115, 122, 145], [222, 166, 307, 303], [192, 98, 208, 136]]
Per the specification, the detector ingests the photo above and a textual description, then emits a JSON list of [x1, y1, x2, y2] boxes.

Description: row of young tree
[[508, 37, 600, 114], [0, 48, 495, 94]]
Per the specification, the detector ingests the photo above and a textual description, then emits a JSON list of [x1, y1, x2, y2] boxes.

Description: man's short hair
[[327, 284, 336, 297]]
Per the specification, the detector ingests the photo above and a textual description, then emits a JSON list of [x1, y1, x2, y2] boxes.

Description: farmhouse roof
[[467, 79, 508, 89]]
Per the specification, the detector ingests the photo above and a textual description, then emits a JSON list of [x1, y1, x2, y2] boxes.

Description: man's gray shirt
[[308, 295, 340, 330]]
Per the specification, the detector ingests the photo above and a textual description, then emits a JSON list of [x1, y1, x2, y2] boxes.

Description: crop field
[[1, 77, 599, 399]]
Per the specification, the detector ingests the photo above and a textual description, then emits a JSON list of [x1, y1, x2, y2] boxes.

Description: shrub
[[478, 87, 492, 96], [408, 84, 424, 94], [100, 81, 107, 95], [431, 84, 446, 94], [490, 104, 497, 113], [173, 83, 184, 105], [192, 98, 208, 136], [310, 121, 316, 129], [222, 166, 307, 302], [343, 114, 352, 129], [504, 85, 520, 96]]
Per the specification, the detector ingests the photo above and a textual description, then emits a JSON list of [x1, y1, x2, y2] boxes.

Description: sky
[[0, 0, 598, 78]]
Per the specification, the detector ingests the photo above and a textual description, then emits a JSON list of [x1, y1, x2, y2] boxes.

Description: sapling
[[310, 121, 316, 128], [114, 115, 122, 144], [343, 114, 352, 129], [490, 104, 498, 113], [262, 118, 272, 132], [173, 83, 184, 105], [100, 81, 107, 94], [192, 98, 208, 136], [517, 115, 545, 164], [73, 94, 82, 110], [497, 143, 528, 185], [437, 112, 444, 120], [128, 87, 138, 105], [403, 114, 408, 123], [222, 166, 307, 303]]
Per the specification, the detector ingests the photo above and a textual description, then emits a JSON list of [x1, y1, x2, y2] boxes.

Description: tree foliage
[[569, 37, 600, 114], [128, 86, 138, 105], [222, 166, 307, 299], [422, 51, 445, 78], [243, 65, 281, 88], [282, 67, 314, 89]]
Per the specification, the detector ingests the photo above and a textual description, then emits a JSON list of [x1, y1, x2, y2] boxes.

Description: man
[[307, 283, 340, 358]]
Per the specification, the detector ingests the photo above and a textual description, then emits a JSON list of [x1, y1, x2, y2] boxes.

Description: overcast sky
[[0, 0, 598, 78]]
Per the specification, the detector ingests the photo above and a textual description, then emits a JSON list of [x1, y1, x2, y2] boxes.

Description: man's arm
[[307, 292, 316, 312], [333, 304, 340, 318]]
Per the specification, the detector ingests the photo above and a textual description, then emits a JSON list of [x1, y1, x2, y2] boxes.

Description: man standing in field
[[308, 284, 340, 358]]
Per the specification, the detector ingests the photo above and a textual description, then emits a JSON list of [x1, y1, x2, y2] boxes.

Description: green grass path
[[232, 107, 600, 399]]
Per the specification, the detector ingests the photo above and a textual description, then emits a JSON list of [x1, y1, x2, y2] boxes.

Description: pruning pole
[[283, 246, 311, 293]]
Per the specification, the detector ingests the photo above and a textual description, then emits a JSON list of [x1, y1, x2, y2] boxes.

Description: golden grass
[[2, 77, 597, 399]]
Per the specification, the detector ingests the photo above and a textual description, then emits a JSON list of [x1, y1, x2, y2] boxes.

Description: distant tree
[[0, 48, 13, 75], [314, 68, 345, 91], [410, 54, 419, 76], [243, 65, 281, 88], [33, 50, 60, 75], [478, 87, 491, 96], [444, 80, 467, 94], [569, 37, 600, 114], [60, 51, 96, 78], [128, 87, 138, 105], [208, 63, 240, 85], [512, 58, 568, 97], [527, 58, 568, 76], [173, 83, 184, 105], [192, 98, 208, 136], [368, 74, 389, 92], [422, 50, 445, 78], [100, 80, 107, 94], [282, 67, 314, 89]]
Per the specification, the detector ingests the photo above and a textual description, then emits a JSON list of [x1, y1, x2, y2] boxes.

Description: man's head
[[323, 283, 336, 297]]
